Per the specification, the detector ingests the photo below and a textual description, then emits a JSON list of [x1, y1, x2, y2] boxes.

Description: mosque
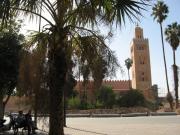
[[75, 26, 157, 101], [5, 26, 157, 112]]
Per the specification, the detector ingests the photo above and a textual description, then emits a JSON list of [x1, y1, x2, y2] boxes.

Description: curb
[[66, 112, 178, 117]]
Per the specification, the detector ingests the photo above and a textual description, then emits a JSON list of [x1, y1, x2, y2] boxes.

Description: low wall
[[5, 96, 31, 113]]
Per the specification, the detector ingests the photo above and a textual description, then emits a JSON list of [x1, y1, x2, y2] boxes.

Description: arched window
[[139, 56, 145, 65]]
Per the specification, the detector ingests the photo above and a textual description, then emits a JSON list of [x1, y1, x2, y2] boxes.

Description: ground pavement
[[39, 115, 180, 135], [1, 115, 180, 135]]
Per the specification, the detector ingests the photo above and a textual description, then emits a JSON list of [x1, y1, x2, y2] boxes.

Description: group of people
[[15, 110, 36, 134], [0, 110, 37, 134], [17, 110, 32, 125]]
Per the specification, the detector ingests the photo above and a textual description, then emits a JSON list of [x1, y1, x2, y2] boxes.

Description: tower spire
[[130, 26, 152, 99], [136, 22, 139, 27], [135, 25, 143, 39]]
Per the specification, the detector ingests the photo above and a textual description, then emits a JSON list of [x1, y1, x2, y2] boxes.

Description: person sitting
[[25, 110, 32, 122], [17, 110, 25, 126], [25, 110, 36, 134]]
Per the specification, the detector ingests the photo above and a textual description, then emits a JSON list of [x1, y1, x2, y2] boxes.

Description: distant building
[[5, 26, 157, 112], [75, 26, 156, 101], [130, 26, 155, 100], [131, 26, 152, 90]]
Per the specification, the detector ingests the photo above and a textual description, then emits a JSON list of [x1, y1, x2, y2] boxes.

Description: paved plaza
[[37, 115, 180, 135], [1, 116, 180, 135]]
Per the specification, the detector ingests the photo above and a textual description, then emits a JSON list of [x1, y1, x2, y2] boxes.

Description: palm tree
[[76, 35, 119, 103], [125, 58, 133, 89], [0, 1, 148, 135], [152, 1, 173, 109], [81, 62, 90, 107], [165, 22, 180, 108]]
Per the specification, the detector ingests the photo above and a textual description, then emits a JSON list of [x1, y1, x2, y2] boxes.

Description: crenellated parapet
[[75, 80, 131, 92]]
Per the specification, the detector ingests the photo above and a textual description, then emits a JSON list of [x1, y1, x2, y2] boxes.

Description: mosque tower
[[130, 25, 152, 98]]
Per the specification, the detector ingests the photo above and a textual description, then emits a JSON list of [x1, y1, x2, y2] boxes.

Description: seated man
[[25, 110, 32, 122], [17, 110, 25, 126], [25, 110, 36, 134]]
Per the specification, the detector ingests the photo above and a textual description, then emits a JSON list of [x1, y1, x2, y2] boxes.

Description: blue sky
[[21, 0, 180, 97]]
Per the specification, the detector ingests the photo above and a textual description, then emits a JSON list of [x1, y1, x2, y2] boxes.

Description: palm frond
[[165, 22, 180, 50], [66, 1, 97, 28], [71, 32, 120, 79], [0, 0, 11, 26], [98, 0, 147, 27], [66, 0, 147, 28], [25, 31, 50, 50], [152, 1, 168, 23]]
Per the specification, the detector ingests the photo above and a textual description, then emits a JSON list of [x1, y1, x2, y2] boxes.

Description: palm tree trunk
[[34, 92, 38, 127], [63, 88, 66, 127], [0, 95, 4, 119], [173, 50, 179, 108], [34, 0, 42, 126], [128, 69, 131, 90], [82, 81, 87, 109], [160, 23, 173, 110], [160, 23, 170, 92], [48, 47, 67, 135], [173, 50, 176, 65], [47, 1, 67, 134], [92, 77, 102, 102]]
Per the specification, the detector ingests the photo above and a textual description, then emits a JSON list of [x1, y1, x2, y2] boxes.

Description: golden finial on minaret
[[135, 24, 143, 39]]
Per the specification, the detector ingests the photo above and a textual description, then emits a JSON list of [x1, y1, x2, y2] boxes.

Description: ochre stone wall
[[4, 96, 31, 113], [131, 26, 153, 100]]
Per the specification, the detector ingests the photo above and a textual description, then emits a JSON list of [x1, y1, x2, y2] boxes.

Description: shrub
[[144, 100, 159, 111], [117, 90, 145, 107], [79, 102, 87, 110], [95, 100, 104, 108], [67, 97, 81, 109], [96, 85, 116, 108], [86, 102, 95, 109]]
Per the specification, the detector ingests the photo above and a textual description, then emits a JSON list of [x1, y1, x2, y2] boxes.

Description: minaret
[[130, 26, 152, 96]]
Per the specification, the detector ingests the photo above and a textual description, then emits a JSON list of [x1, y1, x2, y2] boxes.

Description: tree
[[125, 58, 133, 89], [152, 1, 173, 109], [17, 44, 49, 124], [0, 19, 23, 119], [91, 47, 119, 99], [63, 64, 77, 126], [75, 35, 119, 103], [0, 1, 148, 134], [80, 61, 90, 107], [165, 22, 180, 108]]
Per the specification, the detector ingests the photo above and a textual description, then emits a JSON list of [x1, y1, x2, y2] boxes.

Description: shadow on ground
[[0, 130, 47, 135]]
